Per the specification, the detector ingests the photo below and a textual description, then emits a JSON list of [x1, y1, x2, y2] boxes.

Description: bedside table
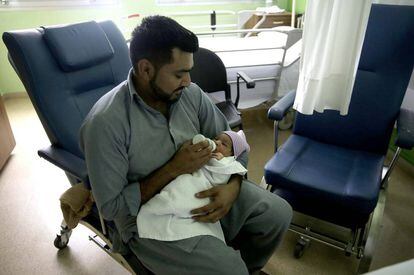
[[0, 96, 16, 170], [243, 12, 294, 29]]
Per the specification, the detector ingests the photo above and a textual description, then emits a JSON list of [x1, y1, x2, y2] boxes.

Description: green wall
[[1, 0, 293, 95], [278, 0, 306, 13], [390, 130, 414, 167]]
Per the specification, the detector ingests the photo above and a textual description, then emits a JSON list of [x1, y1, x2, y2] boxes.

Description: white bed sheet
[[198, 32, 287, 53]]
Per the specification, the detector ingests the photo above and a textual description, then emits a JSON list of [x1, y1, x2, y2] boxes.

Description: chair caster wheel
[[54, 225, 72, 249], [54, 234, 69, 249], [294, 243, 305, 258], [294, 237, 310, 259]]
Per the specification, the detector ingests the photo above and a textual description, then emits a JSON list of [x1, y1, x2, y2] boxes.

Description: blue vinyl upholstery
[[3, 20, 131, 204], [2, 21, 153, 274], [43, 21, 114, 72], [265, 135, 384, 227], [396, 107, 414, 149], [3, 21, 131, 159], [267, 90, 296, 121], [293, 5, 414, 155], [265, 4, 414, 229]]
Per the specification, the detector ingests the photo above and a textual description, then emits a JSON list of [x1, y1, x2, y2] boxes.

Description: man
[[80, 15, 292, 275]]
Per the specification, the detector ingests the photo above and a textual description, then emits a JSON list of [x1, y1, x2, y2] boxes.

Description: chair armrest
[[38, 146, 89, 184], [268, 90, 296, 121], [237, 71, 255, 89], [235, 71, 256, 108], [395, 107, 414, 150]]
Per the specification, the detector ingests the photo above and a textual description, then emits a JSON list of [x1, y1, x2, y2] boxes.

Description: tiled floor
[[0, 96, 413, 274]]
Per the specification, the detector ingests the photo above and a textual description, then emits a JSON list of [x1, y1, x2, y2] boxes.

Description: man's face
[[214, 133, 233, 157], [149, 48, 193, 103]]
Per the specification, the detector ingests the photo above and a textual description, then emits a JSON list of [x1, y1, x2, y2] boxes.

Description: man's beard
[[150, 77, 183, 103]]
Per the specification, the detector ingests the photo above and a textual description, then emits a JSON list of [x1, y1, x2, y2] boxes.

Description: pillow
[[43, 21, 114, 72]]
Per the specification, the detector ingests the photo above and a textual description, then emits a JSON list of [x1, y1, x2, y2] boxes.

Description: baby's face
[[213, 133, 233, 157]]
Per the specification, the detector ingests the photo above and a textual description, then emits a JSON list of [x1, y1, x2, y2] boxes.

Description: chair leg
[[83, 222, 138, 275], [356, 189, 387, 274]]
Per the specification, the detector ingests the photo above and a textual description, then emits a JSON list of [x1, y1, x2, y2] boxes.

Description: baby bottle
[[192, 134, 216, 151]]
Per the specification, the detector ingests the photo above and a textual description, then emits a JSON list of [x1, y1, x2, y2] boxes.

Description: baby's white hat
[[223, 130, 250, 158]]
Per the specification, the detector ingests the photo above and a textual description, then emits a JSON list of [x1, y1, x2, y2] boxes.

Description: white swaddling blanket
[[137, 156, 247, 242]]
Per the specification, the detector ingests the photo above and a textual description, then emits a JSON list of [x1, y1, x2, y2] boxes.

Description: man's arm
[[80, 115, 139, 221], [191, 174, 242, 223], [81, 114, 214, 220]]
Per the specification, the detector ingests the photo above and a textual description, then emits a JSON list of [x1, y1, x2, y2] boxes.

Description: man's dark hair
[[130, 15, 199, 72]]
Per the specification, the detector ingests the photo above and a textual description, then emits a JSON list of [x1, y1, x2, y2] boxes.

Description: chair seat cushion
[[264, 134, 384, 227], [216, 101, 242, 129]]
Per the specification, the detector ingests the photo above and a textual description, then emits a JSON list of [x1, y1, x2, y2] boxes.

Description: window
[[0, 0, 117, 8], [157, 0, 262, 6]]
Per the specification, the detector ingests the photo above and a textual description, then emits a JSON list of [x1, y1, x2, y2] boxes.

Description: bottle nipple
[[192, 134, 216, 151]]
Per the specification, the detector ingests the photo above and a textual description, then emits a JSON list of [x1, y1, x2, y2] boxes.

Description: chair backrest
[[3, 21, 131, 159], [191, 47, 231, 100], [293, 4, 414, 155]]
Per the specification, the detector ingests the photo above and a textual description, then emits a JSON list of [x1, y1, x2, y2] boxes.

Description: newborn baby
[[137, 130, 250, 242]]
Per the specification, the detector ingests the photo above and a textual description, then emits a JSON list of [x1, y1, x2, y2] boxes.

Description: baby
[[137, 130, 250, 243]]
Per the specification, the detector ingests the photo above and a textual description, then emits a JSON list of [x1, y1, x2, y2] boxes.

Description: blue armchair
[[264, 4, 414, 274], [3, 21, 152, 274]]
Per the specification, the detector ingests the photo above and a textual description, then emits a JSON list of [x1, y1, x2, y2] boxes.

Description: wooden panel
[[0, 96, 16, 170], [243, 12, 294, 30]]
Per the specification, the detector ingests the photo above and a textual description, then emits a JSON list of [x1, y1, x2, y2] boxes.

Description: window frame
[[0, 0, 118, 9], [156, 0, 263, 6]]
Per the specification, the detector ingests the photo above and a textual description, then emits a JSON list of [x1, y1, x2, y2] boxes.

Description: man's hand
[[167, 140, 212, 178], [190, 176, 242, 223], [140, 139, 212, 204]]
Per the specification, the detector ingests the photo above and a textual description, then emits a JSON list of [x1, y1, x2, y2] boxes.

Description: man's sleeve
[[80, 115, 141, 221]]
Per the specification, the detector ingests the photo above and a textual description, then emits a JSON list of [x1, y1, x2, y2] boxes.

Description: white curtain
[[293, 0, 372, 115]]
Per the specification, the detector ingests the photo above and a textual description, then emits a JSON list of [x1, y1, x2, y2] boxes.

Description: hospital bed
[[121, 9, 303, 113], [158, 13, 299, 130], [197, 26, 302, 109], [125, 9, 303, 110]]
